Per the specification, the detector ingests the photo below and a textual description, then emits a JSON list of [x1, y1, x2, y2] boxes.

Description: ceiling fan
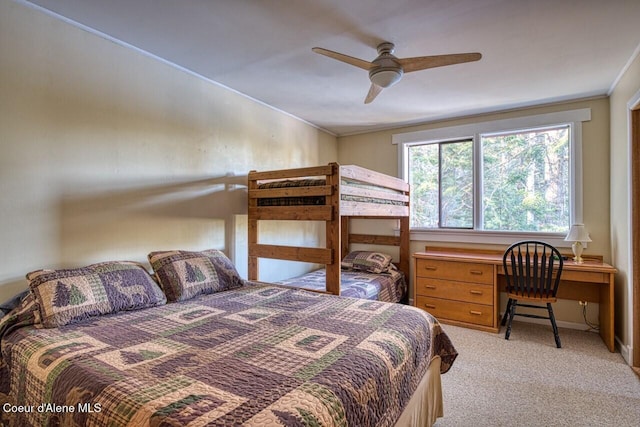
[[312, 42, 482, 104]]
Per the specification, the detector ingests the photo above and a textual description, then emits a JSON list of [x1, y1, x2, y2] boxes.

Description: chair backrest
[[503, 241, 563, 298]]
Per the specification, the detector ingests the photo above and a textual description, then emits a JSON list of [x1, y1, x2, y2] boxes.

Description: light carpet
[[434, 322, 640, 426]]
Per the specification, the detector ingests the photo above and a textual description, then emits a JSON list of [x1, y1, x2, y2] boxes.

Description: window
[[481, 126, 569, 232], [394, 109, 590, 245], [408, 139, 473, 229]]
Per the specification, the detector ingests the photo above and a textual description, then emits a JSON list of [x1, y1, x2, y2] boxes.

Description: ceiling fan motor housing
[[369, 42, 403, 88]]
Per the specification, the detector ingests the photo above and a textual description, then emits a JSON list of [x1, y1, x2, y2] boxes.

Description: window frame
[[393, 108, 591, 247]]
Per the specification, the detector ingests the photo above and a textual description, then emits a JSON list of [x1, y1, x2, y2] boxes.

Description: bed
[[248, 163, 410, 297], [0, 250, 457, 427]]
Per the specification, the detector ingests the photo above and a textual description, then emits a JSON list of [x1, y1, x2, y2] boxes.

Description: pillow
[[148, 249, 244, 302], [27, 261, 167, 328], [341, 251, 394, 274]]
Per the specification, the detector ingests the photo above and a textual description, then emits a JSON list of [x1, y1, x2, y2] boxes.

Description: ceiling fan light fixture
[[369, 68, 403, 88]]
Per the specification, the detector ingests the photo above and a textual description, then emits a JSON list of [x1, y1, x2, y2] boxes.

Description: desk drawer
[[415, 277, 493, 305], [415, 258, 494, 284], [416, 296, 494, 327]]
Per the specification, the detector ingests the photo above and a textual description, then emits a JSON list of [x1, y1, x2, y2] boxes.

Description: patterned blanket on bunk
[[258, 179, 326, 206], [277, 268, 407, 303], [257, 179, 405, 206], [0, 283, 457, 427]]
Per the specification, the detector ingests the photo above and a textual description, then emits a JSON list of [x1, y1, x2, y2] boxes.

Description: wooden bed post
[[341, 216, 350, 262], [325, 163, 341, 295], [248, 170, 259, 281], [399, 216, 410, 279]]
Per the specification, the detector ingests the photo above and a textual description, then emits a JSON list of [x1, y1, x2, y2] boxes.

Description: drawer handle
[[424, 266, 437, 271], [424, 304, 436, 309], [424, 285, 437, 290], [470, 270, 483, 275], [469, 290, 483, 295], [470, 310, 483, 316]]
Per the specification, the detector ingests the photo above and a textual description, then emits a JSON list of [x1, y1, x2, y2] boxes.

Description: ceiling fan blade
[[312, 47, 374, 71], [364, 83, 383, 104], [398, 52, 482, 73]]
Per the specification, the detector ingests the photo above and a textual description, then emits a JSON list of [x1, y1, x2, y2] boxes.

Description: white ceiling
[[25, 0, 640, 136]]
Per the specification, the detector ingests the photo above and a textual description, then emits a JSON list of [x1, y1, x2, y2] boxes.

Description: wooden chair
[[501, 241, 564, 348]]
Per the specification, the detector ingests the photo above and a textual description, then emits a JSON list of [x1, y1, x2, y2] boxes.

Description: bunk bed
[[248, 162, 410, 300]]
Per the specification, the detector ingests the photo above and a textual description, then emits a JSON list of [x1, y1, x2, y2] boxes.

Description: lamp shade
[[565, 223, 592, 242]]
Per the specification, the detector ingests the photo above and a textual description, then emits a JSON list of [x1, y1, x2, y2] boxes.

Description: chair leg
[[501, 298, 512, 326], [505, 299, 517, 340], [548, 303, 561, 348]]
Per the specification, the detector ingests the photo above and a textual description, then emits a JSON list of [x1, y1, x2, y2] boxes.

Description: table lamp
[[565, 223, 591, 263]]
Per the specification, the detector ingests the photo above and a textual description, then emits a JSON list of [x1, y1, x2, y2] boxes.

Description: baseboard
[[499, 312, 598, 332], [503, 313, 635, 364], [616, 336, 632, 365], [501, 313, 634, 363]]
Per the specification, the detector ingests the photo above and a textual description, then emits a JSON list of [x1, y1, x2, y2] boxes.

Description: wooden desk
[[413, 248, 617, 352]]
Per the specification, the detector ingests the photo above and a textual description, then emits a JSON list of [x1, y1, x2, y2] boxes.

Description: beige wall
[[609, 53, 640, 353], [0, 1, 337, 301], [338, 98, 611, 326]]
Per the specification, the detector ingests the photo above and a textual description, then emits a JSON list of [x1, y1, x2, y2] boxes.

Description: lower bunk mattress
[[0, 282, 456, 427], [277, 267, 407, 303]]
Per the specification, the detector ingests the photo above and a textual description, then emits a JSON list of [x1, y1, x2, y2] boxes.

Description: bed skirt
[[395, 356, 444, 427]]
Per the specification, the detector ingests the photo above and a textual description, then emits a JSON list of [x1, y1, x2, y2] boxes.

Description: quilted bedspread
[[277, 269, 406, 303], [0, 283, 457, 427]]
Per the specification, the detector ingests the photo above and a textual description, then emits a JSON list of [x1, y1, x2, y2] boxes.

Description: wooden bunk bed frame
[[248, 162, 410, 295]]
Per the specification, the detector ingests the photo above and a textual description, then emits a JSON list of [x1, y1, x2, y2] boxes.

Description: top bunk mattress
[[256, 178, 406, 207]]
